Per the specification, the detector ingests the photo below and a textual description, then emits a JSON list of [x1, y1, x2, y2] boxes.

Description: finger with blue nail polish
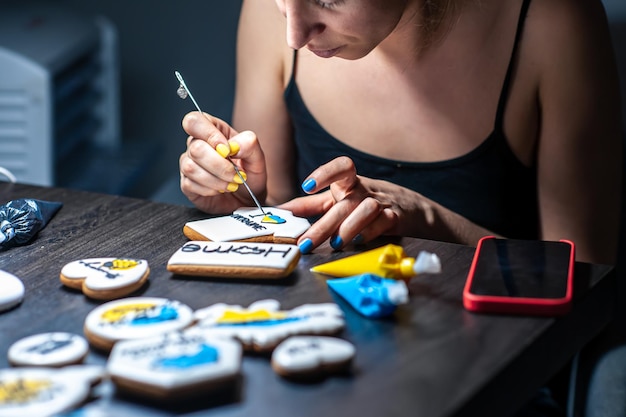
[[298, 238, 314, 254], [352, 234, 365, 245], [330, 235, 343, 250], [301, 178, 316, 193]]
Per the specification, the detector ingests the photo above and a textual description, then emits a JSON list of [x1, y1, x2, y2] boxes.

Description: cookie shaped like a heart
[[60, 258, 149, 300]]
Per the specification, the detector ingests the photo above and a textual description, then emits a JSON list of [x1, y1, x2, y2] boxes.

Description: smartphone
[[463, 236, 575, 316]]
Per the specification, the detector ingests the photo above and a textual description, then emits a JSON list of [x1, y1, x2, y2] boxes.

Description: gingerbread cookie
[[8, 332, 89, 367], [0, 270, 24, 313], [60, 258, 149, 300], [167, 241, 300, 279], [271, 336, 356, 378], [183, 207, 311, 244], [0, 365, 105, 417], [83, 297, 194, 352], [107, 331, 242, 400], [190, 299, 345, 352]]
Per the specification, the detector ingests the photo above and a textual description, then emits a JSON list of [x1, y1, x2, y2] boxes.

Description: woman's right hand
[[179, 111, 268, 214]]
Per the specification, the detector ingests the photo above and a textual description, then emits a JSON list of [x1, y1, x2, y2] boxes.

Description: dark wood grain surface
[[0, 182, 615, 417]]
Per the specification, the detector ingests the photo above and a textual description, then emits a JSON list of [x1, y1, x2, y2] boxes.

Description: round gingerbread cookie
[[8, 332, 89, 367], [0, 365, 104, 417], [271, 336, 356, 378], [83, 297, 194, 352], [108, 331, 242, 400], [0, 270, 24, 313], [60, 258, 149, 300]]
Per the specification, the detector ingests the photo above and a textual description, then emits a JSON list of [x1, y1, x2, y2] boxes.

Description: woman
[[179, 0, 622, 264]]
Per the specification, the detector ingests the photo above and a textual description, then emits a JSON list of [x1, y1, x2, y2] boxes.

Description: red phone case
[[463, 236, 575, 316]]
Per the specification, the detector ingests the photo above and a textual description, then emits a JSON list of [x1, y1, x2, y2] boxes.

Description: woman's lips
[[308, 46, 343, 58]]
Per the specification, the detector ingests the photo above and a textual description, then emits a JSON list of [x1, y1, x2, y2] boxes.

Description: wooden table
[[0, 182, 615, 417]]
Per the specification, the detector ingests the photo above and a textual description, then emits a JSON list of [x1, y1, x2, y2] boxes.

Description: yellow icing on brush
[[310, 244, 417, 281]]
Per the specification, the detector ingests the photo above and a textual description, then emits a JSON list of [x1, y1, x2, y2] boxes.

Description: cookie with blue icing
[[183, 207, 311, 244], [189, 299, 345, 352], [60, 258, 149, 300], [107, 331, 242, 400], [83, 297, 194, 352]]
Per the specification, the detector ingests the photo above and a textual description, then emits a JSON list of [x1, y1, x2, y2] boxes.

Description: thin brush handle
[[175, 71, 266, 215]]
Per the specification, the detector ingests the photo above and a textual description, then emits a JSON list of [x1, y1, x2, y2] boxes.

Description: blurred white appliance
[[0, 5, 120, 187]]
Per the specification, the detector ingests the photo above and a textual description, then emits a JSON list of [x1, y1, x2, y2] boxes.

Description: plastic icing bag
[[327, 273, 409, 319], [0, 199, 62, 249]]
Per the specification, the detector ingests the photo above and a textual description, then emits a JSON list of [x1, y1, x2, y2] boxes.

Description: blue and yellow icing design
[[216, 309, 300, 327], [100, 302, 179, 326]]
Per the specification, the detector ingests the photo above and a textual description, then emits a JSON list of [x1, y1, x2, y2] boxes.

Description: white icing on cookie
[[0, 365, 103, 417], [271, 336, 356, 375], [107, 331, 241, 396], [189, 299, 345, 351], [167, 241, 300, 270], [8, 332, 89, 367], [60, 258, 149, 292], [84, 297, 194, 345], [0, 270, 24, 313], [185, 207, 311, 242]]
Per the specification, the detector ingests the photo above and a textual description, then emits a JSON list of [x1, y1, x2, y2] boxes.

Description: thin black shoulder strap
[[289, 49, 298, 84], [494, 0, 532, 128]]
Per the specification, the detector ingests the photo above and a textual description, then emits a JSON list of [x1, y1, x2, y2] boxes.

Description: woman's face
[[274, 0, 411, 60]]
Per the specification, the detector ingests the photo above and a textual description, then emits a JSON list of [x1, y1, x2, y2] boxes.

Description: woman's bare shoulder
[[525, 0, 614, 60], [238, 0, 293, 85]]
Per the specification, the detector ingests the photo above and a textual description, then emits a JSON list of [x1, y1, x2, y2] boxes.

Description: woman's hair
[[420, 0, 464, 47]]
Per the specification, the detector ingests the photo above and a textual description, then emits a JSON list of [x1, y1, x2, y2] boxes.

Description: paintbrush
[[175, 71, 266, 215]]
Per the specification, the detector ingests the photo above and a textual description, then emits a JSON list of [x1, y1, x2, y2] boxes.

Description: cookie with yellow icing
[[0, 365, 105, 417], [60, 258, 149, 300], [83, 297, 194, 352], [189, 299, 345, 352], [183, 207, 310, 244]]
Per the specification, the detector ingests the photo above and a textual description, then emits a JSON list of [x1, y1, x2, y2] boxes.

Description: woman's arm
[[233, 0, 299, 205], [531, 0, 622, 264]]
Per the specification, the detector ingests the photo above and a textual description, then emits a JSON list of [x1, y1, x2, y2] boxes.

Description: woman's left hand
[[278, 156, 436, 253]]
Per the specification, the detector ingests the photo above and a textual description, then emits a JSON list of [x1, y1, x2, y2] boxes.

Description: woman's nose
[[284, 3, 324, 49]]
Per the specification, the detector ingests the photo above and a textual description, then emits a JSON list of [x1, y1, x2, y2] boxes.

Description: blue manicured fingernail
[[330, 235, 343, 250], [299, 238, 313, 254], [301, 178, 316, 193], [352, 234, 364, 245]]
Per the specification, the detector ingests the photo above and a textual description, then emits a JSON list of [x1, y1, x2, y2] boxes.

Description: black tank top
[[283, 0, 538, 239]]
